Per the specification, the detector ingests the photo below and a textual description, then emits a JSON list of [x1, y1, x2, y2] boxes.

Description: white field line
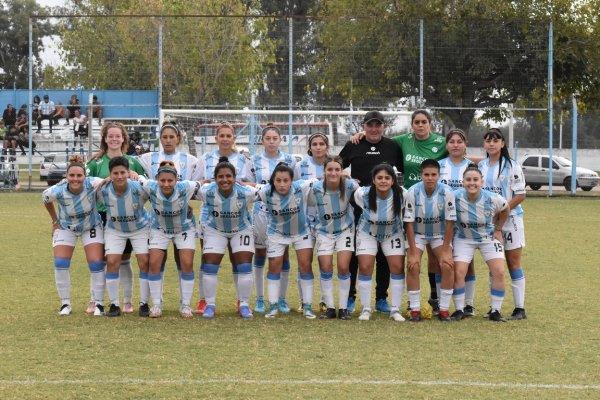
[[0, 378, 599, 391]]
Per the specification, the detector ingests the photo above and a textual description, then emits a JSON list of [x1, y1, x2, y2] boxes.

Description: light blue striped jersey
[[141, 179, 200, 234], [403, 181, 456, 238], [97, 179, 150, 232], [42, 177, 103, 232], [197, 182, 258, 234], [257, 180, 312, 237], [308, 179, 359, 237], [478, 158, 526, 216], [439, 157, 471, 191], [293, 156, 324, 181], [354, 186, 404, 241], [138, 151, 199, 181], [454, 188, 508, 241], [248, 151, 296, 184]]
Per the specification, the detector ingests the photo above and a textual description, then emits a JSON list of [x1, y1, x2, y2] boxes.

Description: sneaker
[[483, 308, 492, 318], [149, 305, 162, 318], [347, 297, 356, 314], [239, 305, 253, 319], [389, 309, 405, 322], [180, 304, 194, 319], [254, 297, 265, 313], [320, 307, 337, 319], [122, 303, 134, 314], [107, 303, 121, 317], [265, 303, 279, 319], [302, 304, 317, 320], [508, 307, 527, 320], [85, 301, 96, 314], [489, 310, 507, 322], [428, 297, 440, 316], [194, 299, 207, 314], [375, 299, 391, 313], [464, 304, 475, 317], [93, 304, 105, 316], [278, 298, 290, 314], [451, 310, 465, 321], [358, 309, 372, 321], [438, 310, 451, 322], [58, 304, 72, 316], [202, 305, 215, 319], [139, 303, 150, 317], [409, 310, 422, 322], [338, 308, 351, 320], [319, 302, 328, 313]]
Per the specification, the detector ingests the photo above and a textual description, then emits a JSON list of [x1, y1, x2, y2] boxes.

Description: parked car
[[47, 161, 68, 186], [39, 153, 57, 181], [520, 154, 600, 191]]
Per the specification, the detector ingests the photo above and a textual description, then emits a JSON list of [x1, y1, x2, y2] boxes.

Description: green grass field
[[0, 193, 599, 399]]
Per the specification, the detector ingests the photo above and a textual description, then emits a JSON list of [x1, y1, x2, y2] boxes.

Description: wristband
[[51, 219, 59, 225]]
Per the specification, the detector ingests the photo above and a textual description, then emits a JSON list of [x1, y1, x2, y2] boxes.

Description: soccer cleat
[[58, 304, 72, 316], [265, 303, 279, 319], [358, 309, 372, 321], [201, 305, 215, 319], [149, 305, 162, 318], [438, 310, 451, 322], [194, 299, 207, 314], [347, 297, 356, 314], [409, 310, 422, 322], [139, 303, 150, 317], [239, 305, 253, 319], [180, 304, 194, 319], [106, 303, 121, 317], [93, 304, 105, 316], [389, 309, 405, 322], [451, 310, 465, 321], [483, 308, 492, 318], [338, 308, 351, 320], [254, 297, 265, 313], [319, 302, 328, 313], [508, 308, 527, 320], [122, 303, 134, 314], [320, 307, 337, 319], [489, 310, 507, 322], [85, 301, 96, 314], [278, 298, 290, 314], [375, 299, 391, 313], [428, 297, 440, 316], [302, 304, 317, 319], [463, 305, 476, 317]]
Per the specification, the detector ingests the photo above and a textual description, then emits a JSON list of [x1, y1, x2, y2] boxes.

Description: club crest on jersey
[[237, 201, 244, 210], [484, 210, 492, 217], [437, 203, 444, 210], [499, 175, 506, 181], [432, 147, 438, 153]]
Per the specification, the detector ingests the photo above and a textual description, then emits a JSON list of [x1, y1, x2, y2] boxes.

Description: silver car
[[520, 154, 600, 191]]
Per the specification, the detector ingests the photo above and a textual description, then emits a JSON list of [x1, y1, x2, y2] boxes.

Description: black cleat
[[139, 303, 150, 317], [428, 297, 440, 316], [338, 308, 351, 320], [489, 310, 507, 322], [464, 305, 475, 317], [508, 308, 527, 320], [320, 307, 337, 319], [483, 308, 492, 318], [451, 310, 465, 321], [107, 303, 121, 317]]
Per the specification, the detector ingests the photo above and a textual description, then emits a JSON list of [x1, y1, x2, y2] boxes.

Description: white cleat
[[389, 309, 405, 322], [58, 304, 72, 316], [358, 309, 372, 321]]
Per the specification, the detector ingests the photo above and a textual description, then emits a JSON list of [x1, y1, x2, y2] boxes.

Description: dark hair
[[109, 156, 130, 172], [216, 121, 235, 136], [160, 120, 182, 144], [156, 159, 178, 178], [268, 162, 294, 197], [307, 132, 329, 156], [463, 163, 482, 177], [420, 158, 440, 172], [368, 163, 402, 217], [483, 128, 513, 178], [67, 155, 86, 174], [323, 155, 347, 200], [411, 109, 432, 124], [445, 128, 467, 143], [261, 123, 281, 139], [214, 156, 236, 179]]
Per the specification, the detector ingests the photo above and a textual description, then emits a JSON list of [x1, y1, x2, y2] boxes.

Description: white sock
[[90, 271, 106, 305], [465, 274, 476, 306], [253, 255, 266, 298], [509, 269, 526, 308], [180, 273, 195, 307], [55, 269, 71, 304], [390, 274, 405, 310], [299, 273, 315, 305], [439, 288, 453, 311], [106, 272, 120, 306], [408, 289, 420, 311], [236, 263, 253, 306], [490, 288, 505, 312], [297, 275, 303, 303], [337, 273, 351, 309], [453, 288, 465, 311], [139, 272, 149, 305], [119, 259, 133, 304], [232, 264, 240, 299], [279, 271, 290, 300], [320, 271, 334, 308], [266, 273, 280, 305], [202, 271, 218, 306], [148, 274, 162, 307], [357, 274, 372, 310], [197, 266, 204, 300]]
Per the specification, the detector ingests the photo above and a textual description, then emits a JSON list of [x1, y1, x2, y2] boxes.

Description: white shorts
[[104, 226, 149, 255], [453, 237, 505, 263], [253, 209, 268, 249], [149, 227, 196, 250], [355, 230, 405, 257], [267, 233, 313, 258], [411, 234, 446, 251], [502, 215, 525, 251], [203, 226, 255, 254], [315, 228, 355, 256], [52, 224, 104, 247]]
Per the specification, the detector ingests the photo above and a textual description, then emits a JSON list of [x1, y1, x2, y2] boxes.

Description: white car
[[39, 153, 57, 181], [520, 154, 600, 191]]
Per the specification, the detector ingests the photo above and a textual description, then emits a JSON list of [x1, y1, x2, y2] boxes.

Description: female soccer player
[[42, 155, 106, 316], [96, 157, 151, 317], [196, 156, 259, 319], [248, 124, 296, 314], [404, 159, 456, 321], [140, 160, 200, 319], [86, 122, 146, 314], [353, 163, 406, 322], [308, 155, 359, 320], [257, 163, 315, 319], [452, 165, 510, 322], [479, 128, 527, 320]]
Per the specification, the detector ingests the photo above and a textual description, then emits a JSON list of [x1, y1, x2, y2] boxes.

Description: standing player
[[404, 159, 456, 321], [479, 128, 527, 320], [42, 155, 106, 316]]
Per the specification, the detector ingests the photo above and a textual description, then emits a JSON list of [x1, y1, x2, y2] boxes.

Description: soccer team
[[43, 110, 527, 322]]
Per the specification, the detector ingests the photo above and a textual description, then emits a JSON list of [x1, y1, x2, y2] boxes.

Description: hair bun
[[69, 155, 84, 164], [218, 156, 229, 163]]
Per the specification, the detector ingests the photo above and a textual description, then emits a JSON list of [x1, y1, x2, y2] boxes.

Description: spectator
[[36, 94, 56, 133], [87, 95, 104, 124], [0, 121, 6, 143], [53, 102, 65, 125], [2, 104, 17, 127], [3, 126, 19, 153], [32, 95, 41, 121], [17, 130, 36, 156], [72, 109, 88, 143], [14, 109, 29, 134], [66, 94, 80, 124]]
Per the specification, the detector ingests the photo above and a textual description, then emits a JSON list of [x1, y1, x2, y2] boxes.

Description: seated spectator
[[53, 102, 65, 125], [66, 94, 80, 124], [32, 95, 41, 121], [73, 109, 88, 139], [15, 110, 28, 134], [2, 104, 17, 127], [2, 126, 19, 153], [87, 95, 103, 124], [17, 130, 36, 155], [0, 121, 6, 140], [36, 94, 56, 133]]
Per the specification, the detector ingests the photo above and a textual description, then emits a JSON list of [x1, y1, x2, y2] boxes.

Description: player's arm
[[44, 202, 60, 233], [494, 199, 510, 242]]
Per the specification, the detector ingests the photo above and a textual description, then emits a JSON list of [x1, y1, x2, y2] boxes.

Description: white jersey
[[42, 177, 103, 233], [478, 158, 526, 217], [403, 181, 456, 238], [97, 179, 150, 233], [197, 182, 258, 234], [248, 151, 296, 184], [141, 179, 200, 234], [257, 180, 312, 237], [439, 157, 471, 191], [308, 179, 359, 237], [454, 188, 508, 241], [293, 156, 324, 181], [138, 151, 199, 181], [354, 186, 404, 241]]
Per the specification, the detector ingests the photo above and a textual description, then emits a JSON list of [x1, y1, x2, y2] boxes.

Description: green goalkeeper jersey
[[392, 132, 448, 188]]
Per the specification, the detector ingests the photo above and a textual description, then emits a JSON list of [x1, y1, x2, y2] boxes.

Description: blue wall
[[0, 89, 159, 118]]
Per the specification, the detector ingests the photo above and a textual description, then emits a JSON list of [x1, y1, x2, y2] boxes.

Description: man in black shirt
[[339, 110, 404, 315]]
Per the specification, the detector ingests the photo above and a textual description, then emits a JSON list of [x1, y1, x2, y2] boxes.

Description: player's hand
[[406, 249, 420, 271], [493, 230, 503, 243], [128, 170, 139, 180], [350, 131, 365, 144]]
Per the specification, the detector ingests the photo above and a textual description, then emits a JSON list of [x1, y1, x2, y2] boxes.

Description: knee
[[54, 258, 71, 270]]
